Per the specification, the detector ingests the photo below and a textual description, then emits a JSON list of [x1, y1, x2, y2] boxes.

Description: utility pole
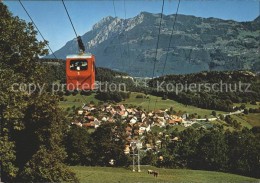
[[131, 137, 144, 172], [131, 141, 136, 172], [137, 140, 141, 172]]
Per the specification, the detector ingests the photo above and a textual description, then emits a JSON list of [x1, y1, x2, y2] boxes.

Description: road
[[193, 110, 244, 122]]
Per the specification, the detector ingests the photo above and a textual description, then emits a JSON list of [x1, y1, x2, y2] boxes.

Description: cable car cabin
[[66, 53, 95, 90]]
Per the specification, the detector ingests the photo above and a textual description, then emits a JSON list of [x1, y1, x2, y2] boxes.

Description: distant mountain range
[[46, 12, 260, 77]]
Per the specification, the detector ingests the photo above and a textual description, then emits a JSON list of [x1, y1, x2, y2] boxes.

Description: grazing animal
[[153, 171, 159, 177], [148, 169, 154, 174]]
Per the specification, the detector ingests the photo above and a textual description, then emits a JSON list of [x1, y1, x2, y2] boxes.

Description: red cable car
[[66, 36, 95, 90], [66, 53, 95, 90]]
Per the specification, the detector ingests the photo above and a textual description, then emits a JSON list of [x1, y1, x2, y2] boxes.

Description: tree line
[[148, 71, 260, 112], [0, 3, 77, 182], [142, 126, 260, 178], [65, 121, 131, 167], [65, 120, 260, 179]]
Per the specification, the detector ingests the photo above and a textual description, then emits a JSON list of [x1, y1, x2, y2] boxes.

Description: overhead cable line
[[112, 0, 117, 18], [60, 0, 91, 105], [19, 0, 90, 106], [112, 0, 125, 72], [161, 0, 181, 75], [151, 0, 165, 80], [153, 0, 181, 110], [62, 0, 85, 53], [123, 0, 131, 71], [19, 0, 57, 59], [62, 0, 78, 38], [147, 0, 165, 111]]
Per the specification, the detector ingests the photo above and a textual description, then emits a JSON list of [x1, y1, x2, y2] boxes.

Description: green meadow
[[71, 166, 259, 183]]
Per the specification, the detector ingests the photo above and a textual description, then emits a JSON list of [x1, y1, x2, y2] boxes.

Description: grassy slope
[[59, 93, 99, 109], [60, 92, 226, 117], [231, 115, 254, 128], [233, 102, 260, 109], [119, 92, 226, 117], [208, 114, 259, 131], [239, 113, 260, 127], [71, 166, 259, 183], [218, 113, 260, 129]]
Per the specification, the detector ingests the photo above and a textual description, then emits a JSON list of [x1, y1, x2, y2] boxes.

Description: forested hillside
[[148, 71, 260, 111]]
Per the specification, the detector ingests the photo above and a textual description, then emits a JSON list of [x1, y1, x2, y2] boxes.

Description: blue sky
[[4, 0, 260, 53]]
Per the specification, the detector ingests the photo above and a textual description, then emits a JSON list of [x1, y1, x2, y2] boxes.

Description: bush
[[95, 91, 130, 103], [243, 108, 249, 114], [136, 94, 144, 98]]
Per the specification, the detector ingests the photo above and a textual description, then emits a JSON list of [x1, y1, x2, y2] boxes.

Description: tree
[[240, 104, 246, 109], [0, 3, 77, 182], [65, 126, 92, 165], [211, 111, 216, 116], [219, 114, 224, 120], [162, 94, 168, 100], [141, 150, 157, 166], [225, 115, 233, 124], [226, 129, 260, 178], [243, 108, 249, 114], [195, 129, 229, 171], [90, 121, 130, 167]]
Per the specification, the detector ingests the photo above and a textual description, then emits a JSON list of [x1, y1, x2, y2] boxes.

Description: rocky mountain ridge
[[48, 12, 260, 76]]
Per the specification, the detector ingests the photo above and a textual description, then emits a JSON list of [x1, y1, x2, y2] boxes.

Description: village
[[71, 103, 200, 155]]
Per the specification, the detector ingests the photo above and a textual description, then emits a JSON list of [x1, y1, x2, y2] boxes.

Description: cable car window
[[70, 60, 88, 71]]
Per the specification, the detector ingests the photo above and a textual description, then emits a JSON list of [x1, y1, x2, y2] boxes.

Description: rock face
[[49, 12, 260, 77]]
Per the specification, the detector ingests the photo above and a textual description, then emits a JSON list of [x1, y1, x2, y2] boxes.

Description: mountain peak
[[103, 16, 114, 21], [92, 16, 115, 30], [49, 12, 259, 76], [139, 11, 152, 16]]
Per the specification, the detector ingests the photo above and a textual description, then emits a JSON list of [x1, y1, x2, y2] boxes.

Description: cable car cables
[[123, 0, 133, 75], [62, 0, 85, 53], [147, 0, 165, 111], [151, 0, 165, 81], [161, 0, 181, 76], [153, 0, 181, 111], [19, 0, 90, 106], [18, 0, 57, 59], [112, 0, 125, 72], [61, 0, 78, 38]]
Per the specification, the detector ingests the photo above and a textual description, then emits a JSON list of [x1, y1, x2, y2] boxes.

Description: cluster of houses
[[72, 104, 185, 129], [71, 104, 188, 154]]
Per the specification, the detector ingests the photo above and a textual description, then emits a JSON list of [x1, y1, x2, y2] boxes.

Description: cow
[[147, 169, 154, 174], [153, 171, 159, 177]]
